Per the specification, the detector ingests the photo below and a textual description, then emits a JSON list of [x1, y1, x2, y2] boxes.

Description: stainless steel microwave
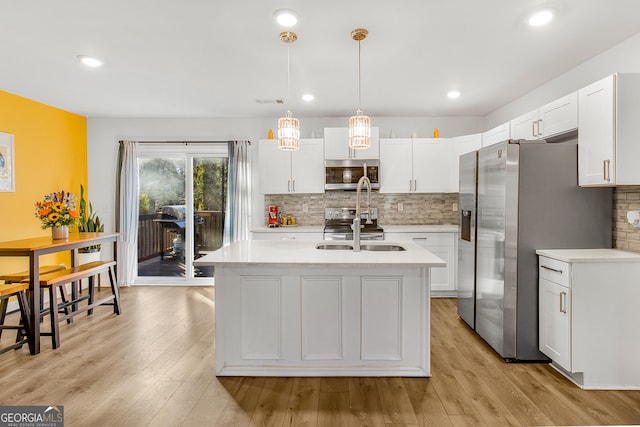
[[324, 159, 380, 190]]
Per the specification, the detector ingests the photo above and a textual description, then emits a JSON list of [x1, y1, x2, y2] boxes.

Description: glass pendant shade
[[349, 109, 371, 149], [278, 110, 300, 151]]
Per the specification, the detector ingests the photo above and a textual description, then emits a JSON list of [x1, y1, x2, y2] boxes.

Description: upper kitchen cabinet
[[450, 133, 482, 192], [482, 122, 510, 147], [510, 92, 577, 140], [578, 73, 640, 186], [380, 138, 452, 193], [324, 127, 380, 160], [258, 138, 325, 194]]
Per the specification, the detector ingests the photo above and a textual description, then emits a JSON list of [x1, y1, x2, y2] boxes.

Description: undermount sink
[[315, 243, 354, 250], [360, 244, 406, 252], [315, 243, 406, 252]]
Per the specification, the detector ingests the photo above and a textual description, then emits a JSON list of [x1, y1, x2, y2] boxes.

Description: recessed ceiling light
[[528, 9, 554, 27], [302, 94, 314, 102], [77, 55, 103, 67], [447, 90, 461, 99], [273, 9, 299, 27]]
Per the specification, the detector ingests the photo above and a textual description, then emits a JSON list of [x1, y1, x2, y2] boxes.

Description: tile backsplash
[[265, 187, 640, 253], [613, 186, 640, 252], [263, 192, 459, 226]]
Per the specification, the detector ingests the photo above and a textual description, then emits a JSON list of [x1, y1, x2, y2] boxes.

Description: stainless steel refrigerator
[[470, 139, 612, 361], [457, 151, 477, 329]]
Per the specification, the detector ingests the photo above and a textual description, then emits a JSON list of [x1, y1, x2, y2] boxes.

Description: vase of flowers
[[35, 190, 80, 239]]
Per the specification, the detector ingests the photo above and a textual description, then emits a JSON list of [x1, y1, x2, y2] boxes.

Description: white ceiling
[[2, 0, 640, 119]]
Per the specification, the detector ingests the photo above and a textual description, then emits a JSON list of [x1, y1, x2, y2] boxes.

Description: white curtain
[[224, 140, 251, 244], [115, 140, 139, 286]]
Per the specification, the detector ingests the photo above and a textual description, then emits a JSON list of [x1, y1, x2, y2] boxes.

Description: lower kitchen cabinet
[[539, 261, 571, 370], [386, 232, 456, 297], [537, 250, 640, 389]]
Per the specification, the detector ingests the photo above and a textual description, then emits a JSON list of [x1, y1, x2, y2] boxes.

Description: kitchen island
[[194, 239, 445, 376]]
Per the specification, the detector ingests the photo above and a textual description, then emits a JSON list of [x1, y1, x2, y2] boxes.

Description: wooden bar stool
[[0, 283, 32, 355]]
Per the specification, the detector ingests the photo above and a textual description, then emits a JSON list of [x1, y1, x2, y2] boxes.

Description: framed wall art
[[0, 132, 15, 192]]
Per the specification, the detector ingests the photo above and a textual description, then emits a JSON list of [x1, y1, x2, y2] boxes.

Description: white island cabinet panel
[[361, 276, 402, 361], [301, 276, 343, 360], [241, 277, 282, 359]]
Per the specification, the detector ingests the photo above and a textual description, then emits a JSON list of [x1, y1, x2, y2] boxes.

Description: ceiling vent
[[255, 99, 285, 104]]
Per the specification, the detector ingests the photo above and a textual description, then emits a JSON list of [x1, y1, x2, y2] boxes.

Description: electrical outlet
[[452, 202, 458, 211], [398, 202, 404, 212], [302, 203, 308, 212]]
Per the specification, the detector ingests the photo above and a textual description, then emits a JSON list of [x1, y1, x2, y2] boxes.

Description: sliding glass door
[[136, 143, 228, 284]]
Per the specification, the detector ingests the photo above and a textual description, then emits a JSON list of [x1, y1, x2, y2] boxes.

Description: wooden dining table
[[0, 232, 120, 355]]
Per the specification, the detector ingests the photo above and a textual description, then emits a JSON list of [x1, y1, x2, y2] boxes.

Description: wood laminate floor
[[0, 286, 638, 426]]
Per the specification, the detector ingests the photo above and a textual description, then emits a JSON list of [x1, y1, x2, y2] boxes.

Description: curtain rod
[[120, 140, 251, 145]]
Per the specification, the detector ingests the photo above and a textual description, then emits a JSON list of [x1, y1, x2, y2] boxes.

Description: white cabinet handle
[[560, 291, 567, 314], [412, 237, 428, 241], [541, 265, 563, 274], [537, 119, 543, 137], [409, 180, 413, 191], [531, 121, 537, 138], [414, 179, 417, 192], [603, 159, 611, 182], [292, 180, 296, 192], [288, 180, 291, 192]]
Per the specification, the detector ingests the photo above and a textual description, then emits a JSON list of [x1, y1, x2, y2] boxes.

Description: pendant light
[[349, 28, 371, 150], [277, 31, 300, 151]]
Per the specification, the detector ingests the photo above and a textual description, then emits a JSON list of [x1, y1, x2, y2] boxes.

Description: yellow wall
[[0, 90, 87, 272]]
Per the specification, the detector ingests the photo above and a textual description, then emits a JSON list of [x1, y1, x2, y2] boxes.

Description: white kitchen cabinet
[[380, 138, 452, 193], [258, 138, 324, 194], [482, 122, 510, 147], [450, 133, 482, 192], [578, 73, 640, 186], [510, 92, 577, 140], [324, 127, 380, 160], [538, 259, 571, 370], [537, 249, 640, 389], [386, 232, 456, 297]]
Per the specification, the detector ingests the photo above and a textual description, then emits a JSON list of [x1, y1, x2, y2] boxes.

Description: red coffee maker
[[268, 205, 279, 227]]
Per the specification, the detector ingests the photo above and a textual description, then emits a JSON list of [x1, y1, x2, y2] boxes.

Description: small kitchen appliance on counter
[[268, 205, 280, 227], [323, 207, 384, 240]]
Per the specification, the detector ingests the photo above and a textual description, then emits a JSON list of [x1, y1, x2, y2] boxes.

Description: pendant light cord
[[357, 39, 362, 111], [287, 42, 291, 103]]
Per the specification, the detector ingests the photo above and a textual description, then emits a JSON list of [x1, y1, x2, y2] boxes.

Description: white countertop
[[382, 224, 458, 233], [251, 224, 458, 233], [195, 239, 446, 267], [536, 248, 640, 263]]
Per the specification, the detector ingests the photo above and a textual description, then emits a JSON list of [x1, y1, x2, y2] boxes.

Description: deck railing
[[137, 211, 225, 261]]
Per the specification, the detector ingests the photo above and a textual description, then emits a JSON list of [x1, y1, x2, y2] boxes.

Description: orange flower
[[69, 210, 80, 219], [39, 208, 52, 217]]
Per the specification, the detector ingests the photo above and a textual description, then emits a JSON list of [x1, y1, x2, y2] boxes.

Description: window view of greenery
[[137, 156, 228, 278]]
